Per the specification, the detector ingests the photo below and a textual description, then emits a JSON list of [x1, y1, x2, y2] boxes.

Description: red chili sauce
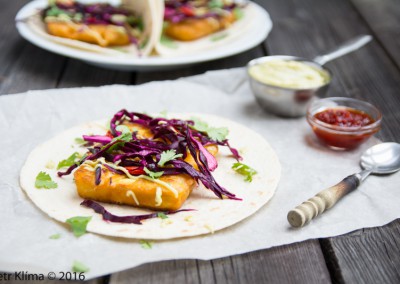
[[311, 107, 377, 149], [314, 107, 374, 127]]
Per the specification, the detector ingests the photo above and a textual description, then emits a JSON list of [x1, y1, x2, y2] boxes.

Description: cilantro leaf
[[49, 233, 61, 240], [233, 7, 244, 20], [160, 34, 178, 49], [72, 260, 90, 273], [116, 125, 131, 134], [111, 132, 132, 143], [57, 152, 80, 169], [35, 172, 58, 189], [66, 216, 92, 237], [158, 150, 183, 167], [157, 212, 168, 219], [144, 167, 164, 179], [191, 117, 229, 142], [139, 240, 153, 249], [232, 162, 257, 182], [208, 0, 224, 8], [207, 127, 229, 142], [74, 137, 85, 145]]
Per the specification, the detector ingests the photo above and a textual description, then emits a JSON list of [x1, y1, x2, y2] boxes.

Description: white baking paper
[[1, 68, 399, 279]]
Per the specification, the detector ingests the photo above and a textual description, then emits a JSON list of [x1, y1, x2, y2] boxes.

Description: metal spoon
[[287, 142, 400, 228]]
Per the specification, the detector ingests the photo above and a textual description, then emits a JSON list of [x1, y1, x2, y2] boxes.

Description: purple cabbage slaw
[[58, 109, 242, 200], [164, 0, 240, 23], [81, 199, 195, 224]]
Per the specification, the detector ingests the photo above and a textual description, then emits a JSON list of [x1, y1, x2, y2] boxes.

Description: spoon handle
[[313, 35, 372, 65], [287, 173, 365, 228]]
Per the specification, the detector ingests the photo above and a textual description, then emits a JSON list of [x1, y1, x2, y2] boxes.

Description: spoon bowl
[[361, 142, 400, 174]]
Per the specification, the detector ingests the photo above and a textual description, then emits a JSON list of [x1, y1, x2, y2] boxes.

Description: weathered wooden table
[[2, 0, 400, 283]]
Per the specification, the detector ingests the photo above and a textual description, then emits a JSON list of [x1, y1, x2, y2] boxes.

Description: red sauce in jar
[[314, 107, 375, 127], [310, 107, 379, 149]]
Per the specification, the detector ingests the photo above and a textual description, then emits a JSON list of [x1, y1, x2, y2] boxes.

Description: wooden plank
[[320, 219, 400, 284], [110, 240, 331, 284], [254, 0, 400, 282], [57, 59, 132, 88], [350, 0, 400, 69]]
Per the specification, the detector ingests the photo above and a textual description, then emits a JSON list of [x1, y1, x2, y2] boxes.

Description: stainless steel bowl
[[247, 55, 331, 117], [247, 35, 373, 117]]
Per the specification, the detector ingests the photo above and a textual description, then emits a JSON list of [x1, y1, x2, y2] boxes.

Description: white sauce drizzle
[[155, 187, 163, 207], [126, 190, 140, 205]]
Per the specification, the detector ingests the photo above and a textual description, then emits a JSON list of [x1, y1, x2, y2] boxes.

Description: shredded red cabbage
[[164, 0, 239, 23], [58, 109, 242, 200], [81, 199, 194, 224]]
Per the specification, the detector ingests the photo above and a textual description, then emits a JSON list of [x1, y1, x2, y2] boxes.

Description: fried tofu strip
[[164, 13, 236, 41], [74, 123, 218, 211], [46, 22, 130, 47]]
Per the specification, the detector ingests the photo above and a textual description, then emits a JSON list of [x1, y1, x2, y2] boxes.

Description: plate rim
[[15, 0, 273, 68]]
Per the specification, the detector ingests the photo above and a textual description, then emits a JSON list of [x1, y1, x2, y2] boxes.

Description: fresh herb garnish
[[233, 7, 244, 20], [49, 233, 61, 240], [111, 132, 132, 143], [66, 216, 92, 237], [144, 167, 164, 179], [35, 172, 58, 189], [116, 125, 131, 134], [232, 162, 257, 182], [210, 32, 228, 42], [157, 212, 168, 219], [158, 150, 183, 167], [139, 240, 153, 249], [72, 260, 90, 273], [57, 152, 80, 169], [74, 137, 85, 145], [208, 0, 224, 8], [160, 34, 178, 49], [191, 117, 229, 142]]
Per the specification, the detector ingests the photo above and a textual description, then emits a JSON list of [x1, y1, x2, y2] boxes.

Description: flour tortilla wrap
[[20, 114, 280, 240], [25, 0, 162, 56], [154, 2, 257, 57]]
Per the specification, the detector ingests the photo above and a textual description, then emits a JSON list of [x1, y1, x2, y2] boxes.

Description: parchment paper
[[1, 68, 399, 279]]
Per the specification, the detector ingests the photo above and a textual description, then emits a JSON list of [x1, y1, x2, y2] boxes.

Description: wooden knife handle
[[287, 174, 360, 228]]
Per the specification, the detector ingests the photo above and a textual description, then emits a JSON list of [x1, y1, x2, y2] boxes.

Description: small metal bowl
[[307, 97, 382, 150], [247, 56, 332, 117]]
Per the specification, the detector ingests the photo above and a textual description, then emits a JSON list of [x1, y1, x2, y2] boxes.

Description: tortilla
[[26, 0, 162, 56], [20, 114, 281, 239], [154, 2, 257, 57]]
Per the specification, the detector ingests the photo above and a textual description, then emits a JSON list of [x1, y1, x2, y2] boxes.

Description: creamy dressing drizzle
[[126, 190, 140, 205]]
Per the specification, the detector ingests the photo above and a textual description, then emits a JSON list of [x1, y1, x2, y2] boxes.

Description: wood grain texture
[[255, 0, 400, 282], [110, 240, 331, 284], [350, 0, 400, 69]]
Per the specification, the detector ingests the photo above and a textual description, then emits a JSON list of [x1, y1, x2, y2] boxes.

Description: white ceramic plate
[[15, 0, 272, 71]]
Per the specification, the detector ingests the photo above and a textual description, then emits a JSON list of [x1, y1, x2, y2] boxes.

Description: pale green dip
[[249, 60, 330, 89]]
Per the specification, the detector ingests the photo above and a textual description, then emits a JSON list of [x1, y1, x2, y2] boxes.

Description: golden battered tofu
[[165, 13, 236, 41], [46, 22, 130, 47], [75, 166, 196, 211], [74, 123, 218, 211]]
